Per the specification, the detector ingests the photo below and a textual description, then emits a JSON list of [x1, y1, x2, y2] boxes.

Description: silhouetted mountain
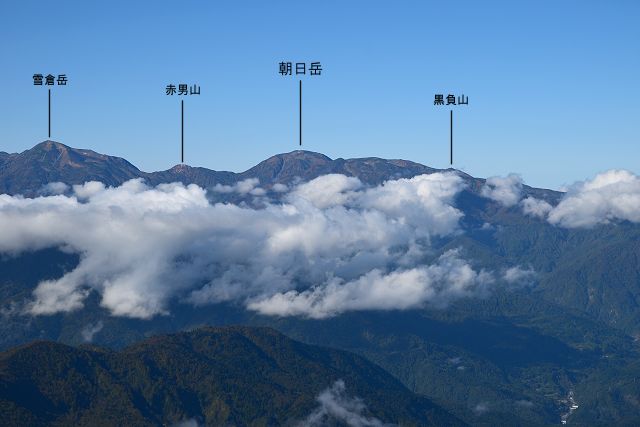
[[0, 326, 462, 426]]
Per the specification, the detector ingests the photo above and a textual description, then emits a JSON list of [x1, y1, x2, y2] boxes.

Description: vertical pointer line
[[48, 89, 51, 138], [299, 79, 302, 146], [181, 100, 184, 163], [449, 110, 453, 165]]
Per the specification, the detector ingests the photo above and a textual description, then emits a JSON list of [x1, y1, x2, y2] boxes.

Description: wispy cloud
[[502, 266, 536, 287], [299, 380, 393, 427], [81, 321, 104, 342], [212, 178, 265, 195]]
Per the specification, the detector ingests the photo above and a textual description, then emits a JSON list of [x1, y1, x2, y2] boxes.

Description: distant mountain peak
[[32, 140, 79, 168], [31, 140, 69, 158], [0, 140, 463, 195], [33, 140, 111, 158], [1, 140, 562, 200], [169, 163, 193, 172], [242, 150, 334, 184], [0, 141, 142, 195], [277, 150, 333, 160], [33, 140, 67, 150]]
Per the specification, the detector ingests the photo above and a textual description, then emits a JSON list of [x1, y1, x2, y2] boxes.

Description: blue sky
[[1, 0, 638, 189]]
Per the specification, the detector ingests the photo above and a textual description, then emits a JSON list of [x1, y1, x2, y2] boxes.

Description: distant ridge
[[0, 141, 141, 194], [0, 140, 442, 195], [0, 140, 559, 202]]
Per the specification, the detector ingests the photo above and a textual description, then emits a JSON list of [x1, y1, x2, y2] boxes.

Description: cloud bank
[[248, 250, 493, 319], [548, 170, 640, 227], [482, 169, 640, 228], [10, 166, 636, 321], [0, 173, 485, 319]]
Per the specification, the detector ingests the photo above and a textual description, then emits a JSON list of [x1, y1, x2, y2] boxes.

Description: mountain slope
[[145, 164, 236, 188], [0, 326, 462, 427], [4, 141, 452, 195], [1, 141, 562, 208], [2, 141, 640, 425], [0, 141, 142, 195]]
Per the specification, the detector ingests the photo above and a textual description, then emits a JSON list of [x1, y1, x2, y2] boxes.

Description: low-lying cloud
[[299, 380, 392, 427], [212, 178, 265, 196], [248, 250, 493, 319], [0, 173, 484, 319], [502, 266, 536, 287], [7, 166, 635, 320], [481, 174, 523, 207], [81, 321, 104, 342], [38, 182, 69, 196], [548, 170, 640, 227], [482, 169, 640, 228]]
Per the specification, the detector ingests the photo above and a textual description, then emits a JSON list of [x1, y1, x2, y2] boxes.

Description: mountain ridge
[[0, 141, 560, 199], [0, 325, 463, 427]]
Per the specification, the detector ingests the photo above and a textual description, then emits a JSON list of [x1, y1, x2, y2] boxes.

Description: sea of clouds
[[1, 168, 638, 320]]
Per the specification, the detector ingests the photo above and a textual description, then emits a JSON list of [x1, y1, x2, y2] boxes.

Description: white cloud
[[521, 197, 552, 218], [299, 380, 392, 427], [355, 172, 465, 237], [509, 169, 640, 227], [272, 183, 288, 193], [81, 321, 104, 342], [73, 181, 106, 199], [481, 174, 523, 207], [248, 250, 494, 319], [502, 266, 536, 287], [0, 173, 473, 319], [289, 174, 362, 209], [39, 182, 69, 195], [547, 170, 640, 227], [212, 178, 264, 195]]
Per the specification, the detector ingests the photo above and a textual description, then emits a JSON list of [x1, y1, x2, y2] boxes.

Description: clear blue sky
[[1, 0, 638, 189]]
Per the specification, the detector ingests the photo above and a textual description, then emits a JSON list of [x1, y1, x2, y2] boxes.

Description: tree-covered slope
[[0, 326, 462, 427]]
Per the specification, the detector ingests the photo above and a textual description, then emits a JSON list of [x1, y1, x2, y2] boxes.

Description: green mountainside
[[0, 326, 462, 427]]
